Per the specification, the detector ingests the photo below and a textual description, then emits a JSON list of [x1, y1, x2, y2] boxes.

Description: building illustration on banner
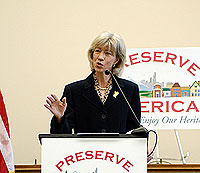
[[136, 72, 200, 98]]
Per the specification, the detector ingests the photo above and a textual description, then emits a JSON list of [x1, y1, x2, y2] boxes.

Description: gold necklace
[[93, 74, 112, 104], [99, 86, 107, 90]]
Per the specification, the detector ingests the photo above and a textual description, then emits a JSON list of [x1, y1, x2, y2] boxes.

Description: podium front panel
[[41, 135, 147, 173]]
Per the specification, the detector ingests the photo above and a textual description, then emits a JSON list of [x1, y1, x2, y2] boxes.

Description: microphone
[[105, 70, 110, 75], [105, 70, 148, 135]]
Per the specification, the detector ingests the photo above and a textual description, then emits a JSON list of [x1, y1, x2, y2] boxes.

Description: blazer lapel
[[104, 76, 124, 110], [81, 73, 107, 113]]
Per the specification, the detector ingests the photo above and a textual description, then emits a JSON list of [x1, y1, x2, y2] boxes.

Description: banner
[[122, 47, 200, 129], [0, 90, 15, 173]]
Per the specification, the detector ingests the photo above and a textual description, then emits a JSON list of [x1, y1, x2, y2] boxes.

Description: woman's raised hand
[[44, 94, 67, 122]]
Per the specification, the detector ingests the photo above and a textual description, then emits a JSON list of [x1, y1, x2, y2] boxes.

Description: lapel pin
[[113, 91, 119, 98]]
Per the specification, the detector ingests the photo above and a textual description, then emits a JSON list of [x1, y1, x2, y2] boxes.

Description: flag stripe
[[0, 90, 15, 172], [0, 115, 15, 172], [0, 151, 8, 173], [0, 90, 10, 136]]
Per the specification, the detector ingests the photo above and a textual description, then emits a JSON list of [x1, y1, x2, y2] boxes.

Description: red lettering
[[64, 155, 75, 166], [186, 101, 199, 112], [75, 152, 85, 162], [104, 152, 114, 162], [187, 63, 200, 76], [116, 154, 125, 164], [95, 151, 104, 160], [125, 59, 129, 67], [141, 100, 200, 113], [85, 151, 94, 159], [56, 150, 136, 172], [165, 53, 177, 64], [129, 53, 140, 65], [152, 101, 163, 112], [171, 101, 184, 112], [55, 161, 64, 172], [179, 56, 190, 68], [122, 160, 134, 172], [166, 101, 169, 112], [153, 52, 164, 62], [141, 52, 151, 62], [141, 101, 149, 113]]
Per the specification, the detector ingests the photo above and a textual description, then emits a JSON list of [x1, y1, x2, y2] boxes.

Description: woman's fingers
[[44, 94, 67, 119], [44, 103, 52, 111], [62, 97, 67, 106], [44, 104, 54, 115], [47, 95, 55, 103], [46, 94, 59, 104], [46, 99, 52, 106], [51, 94, 59, 101]]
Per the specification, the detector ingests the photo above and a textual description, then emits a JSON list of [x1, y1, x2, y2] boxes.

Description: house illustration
[[181, 86, 190, 97], [163, 88, 171, 97], [138, 72, 199, 98], [190, 81, 200, 97], [171, 82, 181, 97], [152, 83, 162, 98]]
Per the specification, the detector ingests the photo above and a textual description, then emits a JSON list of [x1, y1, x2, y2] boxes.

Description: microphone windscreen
[[105, 70, 110, 75]]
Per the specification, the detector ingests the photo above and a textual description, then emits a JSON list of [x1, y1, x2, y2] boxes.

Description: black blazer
[[50, 73, 141, 134]]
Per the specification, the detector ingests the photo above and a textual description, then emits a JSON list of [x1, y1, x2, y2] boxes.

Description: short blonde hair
[[88, 32, 126, 76]]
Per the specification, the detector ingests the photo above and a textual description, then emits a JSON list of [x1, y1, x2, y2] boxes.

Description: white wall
[[0, 0, 200, 164]]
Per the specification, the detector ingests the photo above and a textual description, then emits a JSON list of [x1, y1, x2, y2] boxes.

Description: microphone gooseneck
[[105, 70, 158, 159], [105, 70, 148, 135]]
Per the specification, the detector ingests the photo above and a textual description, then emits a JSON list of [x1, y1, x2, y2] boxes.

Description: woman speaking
[[44, 32, 141, 134]]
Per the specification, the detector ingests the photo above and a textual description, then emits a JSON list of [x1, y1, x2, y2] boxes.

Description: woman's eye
[[94, 49, 101, 53], [105, 52, 112, 56]]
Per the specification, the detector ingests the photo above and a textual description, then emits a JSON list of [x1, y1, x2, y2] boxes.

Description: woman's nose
[[98, 51, 105, 61]]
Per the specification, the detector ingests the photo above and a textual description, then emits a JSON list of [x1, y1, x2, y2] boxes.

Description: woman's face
[[92, 46, 118, 74]]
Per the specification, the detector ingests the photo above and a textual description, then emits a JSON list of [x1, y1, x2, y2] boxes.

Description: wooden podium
[[39, 133, 148, 173]]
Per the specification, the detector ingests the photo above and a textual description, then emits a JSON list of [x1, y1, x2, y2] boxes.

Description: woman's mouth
[[96, 62, 103, 67]]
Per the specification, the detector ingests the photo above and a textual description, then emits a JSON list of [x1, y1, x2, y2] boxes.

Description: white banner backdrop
[[122, 47, 200, 129]]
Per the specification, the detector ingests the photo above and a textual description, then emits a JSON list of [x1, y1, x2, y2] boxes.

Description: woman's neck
[[95, 72, 111, 88]]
